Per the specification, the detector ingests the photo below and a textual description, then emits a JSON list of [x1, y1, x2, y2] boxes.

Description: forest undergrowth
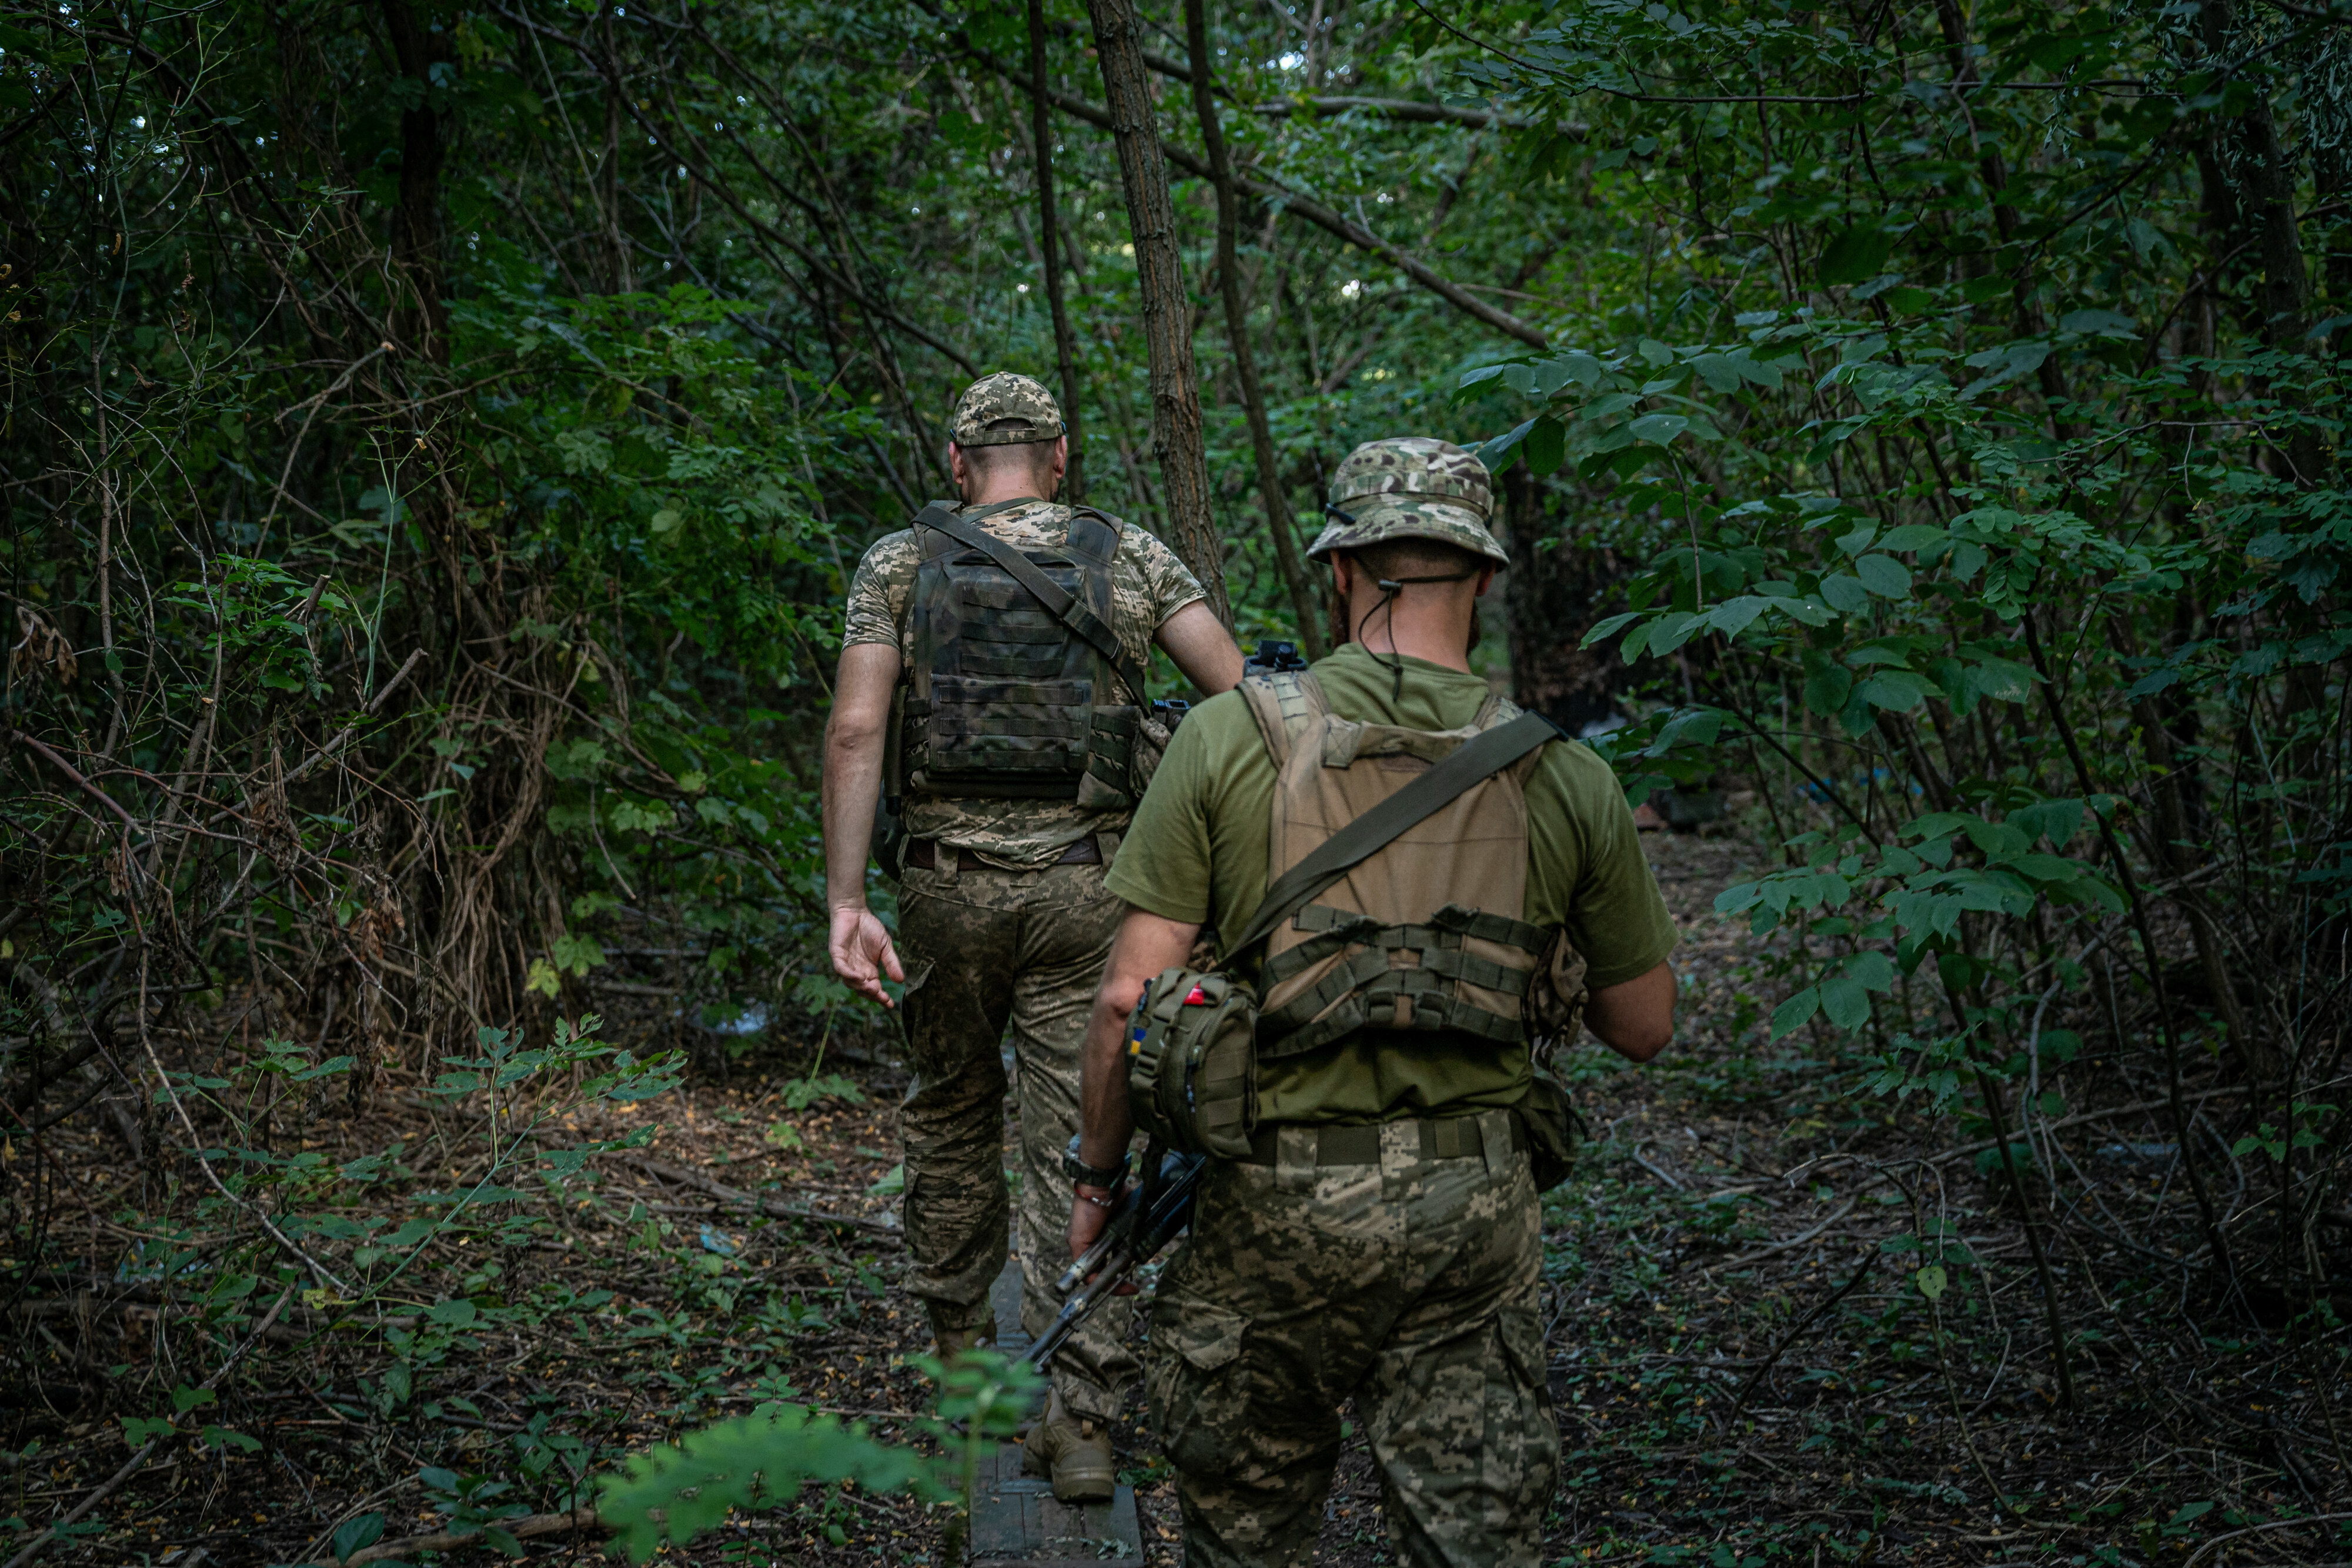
[[4, 827, 2344, 1568], [5, 0, 2351, 1560]]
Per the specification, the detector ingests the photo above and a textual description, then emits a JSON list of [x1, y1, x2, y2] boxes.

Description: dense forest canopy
[[1, 0, 2347, 1559]]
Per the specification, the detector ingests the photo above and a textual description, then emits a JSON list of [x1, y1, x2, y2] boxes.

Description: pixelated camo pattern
[[1146, 1121, 1558, 1567], [894, 860, 1135, 1423], [952, 372, 1064, 445], [843, 500, 1205, 866], [1308, 436, 1508, 564]]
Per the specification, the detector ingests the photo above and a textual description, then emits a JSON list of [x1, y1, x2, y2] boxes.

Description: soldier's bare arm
[[823, 641, 906, 1008], [1069, 906, 1200, 1258], [1584, 958, 1676, 1062], [1152, 600, 1245, 695]]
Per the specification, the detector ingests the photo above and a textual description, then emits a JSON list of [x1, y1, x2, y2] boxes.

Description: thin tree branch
[[4, 1288, 298, 1568], [959, 32, 1549, 347]]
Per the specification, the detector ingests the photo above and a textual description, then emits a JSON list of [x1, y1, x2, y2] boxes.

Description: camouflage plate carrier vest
[[1238, 668, 1552, 1061], [898, 506, 1145, 807]]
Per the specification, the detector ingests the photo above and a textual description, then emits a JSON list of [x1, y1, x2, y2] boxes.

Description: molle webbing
[[913, 504, 1148, 703], [900, 502, 1143, 800], [1238, 668, 1328, 764], [1238, 671, 1558, 1064], [1257, 902, 1551, 1060]]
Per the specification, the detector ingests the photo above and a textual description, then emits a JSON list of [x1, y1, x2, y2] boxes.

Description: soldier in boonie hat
[[951, 372, 1066, 447], [1307, 436, 1507, 564]]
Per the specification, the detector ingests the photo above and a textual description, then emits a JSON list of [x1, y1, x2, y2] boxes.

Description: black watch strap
[[1064, 1133, 1130, 1189]]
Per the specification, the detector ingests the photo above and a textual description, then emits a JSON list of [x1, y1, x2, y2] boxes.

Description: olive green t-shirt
[[1104, 641, 1678, 1125]]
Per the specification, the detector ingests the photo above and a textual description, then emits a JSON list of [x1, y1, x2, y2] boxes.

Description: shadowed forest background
[[1, 0, 2348, 1562]]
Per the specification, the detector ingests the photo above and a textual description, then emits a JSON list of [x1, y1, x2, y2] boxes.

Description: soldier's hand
[[828, 907, 904, 1008], [1068, 1186, 1114, 1261], [1067, 1187, 1141, 1293]]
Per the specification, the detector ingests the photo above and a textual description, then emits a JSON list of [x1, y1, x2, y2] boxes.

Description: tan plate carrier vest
[[1238, 669, 1553, 1062]]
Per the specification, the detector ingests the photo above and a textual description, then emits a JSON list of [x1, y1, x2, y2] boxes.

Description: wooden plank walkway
[[967, 1257, 1145, 1568]]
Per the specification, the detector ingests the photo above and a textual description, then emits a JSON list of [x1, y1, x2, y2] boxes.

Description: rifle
[[1023, 1149, 1204, 1372], [1022, 652, 1299, 1372], [1244, 638, 1307, 675]]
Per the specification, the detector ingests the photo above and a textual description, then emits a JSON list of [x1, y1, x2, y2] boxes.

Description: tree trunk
[[1931, 0, 2072, 426], [1501, 460, 1625, 732], [971, 29, 1547, 349], [1182, 0, 1323, 656], [2210, 23, 2311, 350], [2197, 0, 2323, 480], [1027, 0, 1088, 506], [1085, 0, 1228, 624], [379, 0, 449, 363]]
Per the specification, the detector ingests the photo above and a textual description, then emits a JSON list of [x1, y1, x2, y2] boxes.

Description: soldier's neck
[[1348, 598, 1477, 676], [959, 482, 1053, 510]]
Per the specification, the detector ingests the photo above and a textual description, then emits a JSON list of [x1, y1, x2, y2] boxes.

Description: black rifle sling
[[914, 502, 1152, 705], [1222, 711, 1562, 961]]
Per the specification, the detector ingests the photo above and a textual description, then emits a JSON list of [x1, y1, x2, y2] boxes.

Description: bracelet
[[1075, 1188, 1117, 1210]]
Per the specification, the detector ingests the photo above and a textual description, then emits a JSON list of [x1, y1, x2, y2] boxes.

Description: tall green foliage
[[1, 0, 1525, 1068], [5, 0, 2347, 1552], [1438, 0, 2348, 1298], [0, 2, 1564, 1547]]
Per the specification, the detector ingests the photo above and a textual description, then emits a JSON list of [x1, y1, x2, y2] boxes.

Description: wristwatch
[[1063, 1133, 1130, 1189]]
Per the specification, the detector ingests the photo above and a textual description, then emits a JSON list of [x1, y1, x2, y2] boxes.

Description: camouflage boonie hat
[[951, 372, 1065, 446], [1307, 437, 1506, 563]]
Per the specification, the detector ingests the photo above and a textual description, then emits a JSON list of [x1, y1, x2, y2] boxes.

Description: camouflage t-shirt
[[843, 499, 1207, 868]]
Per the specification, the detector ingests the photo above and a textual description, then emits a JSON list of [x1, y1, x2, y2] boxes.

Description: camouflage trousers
[[1145, 1114, 1557, 1568], [895, 856, 1136, 1423]]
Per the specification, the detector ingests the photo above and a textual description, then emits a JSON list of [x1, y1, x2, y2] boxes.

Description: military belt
[[1236, 1114, 1527, 1168], [903, 837, 1101, 871]]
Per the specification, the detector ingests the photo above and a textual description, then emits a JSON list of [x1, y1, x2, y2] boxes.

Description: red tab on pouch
[[1182, 985, 1210, 1005]]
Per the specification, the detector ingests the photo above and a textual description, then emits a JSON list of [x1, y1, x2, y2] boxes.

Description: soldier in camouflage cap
[[825, 370, 1244, 1506], [951, 371, 1065, 446], [1307, 436, 1508, 564]]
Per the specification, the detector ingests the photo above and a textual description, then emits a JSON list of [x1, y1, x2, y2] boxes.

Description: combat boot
[[927, 1303, 995, 1362], [1021, 1389, 1115, 1502]]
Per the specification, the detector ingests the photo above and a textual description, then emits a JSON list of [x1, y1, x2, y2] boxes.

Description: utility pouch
[[1132, 704, 1182, 796], [1512, 928, 1592, 1189], [1512, 1073, 1585, 1192], [1077, 706, 1140, 810], [1528, 926, 1591, 1049], [1087, 700, 1185, 810], [1120, 709, 1564, 1161], [1126, 968, 1260, 1159]]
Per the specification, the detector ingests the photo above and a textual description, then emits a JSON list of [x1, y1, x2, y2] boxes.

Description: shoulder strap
[[1471, 688, 1521, 729], [912, 496, 1026, 561], [914, 503, 1151, 703], [1062, 506, 1122, 564], [1222, 711, 1563, 961], [1238, 670, 1327, 768]]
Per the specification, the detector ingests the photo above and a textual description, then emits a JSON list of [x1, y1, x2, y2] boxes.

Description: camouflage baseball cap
[[951, 372, 1065, 446], [1306, 437, 1506, 563]]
